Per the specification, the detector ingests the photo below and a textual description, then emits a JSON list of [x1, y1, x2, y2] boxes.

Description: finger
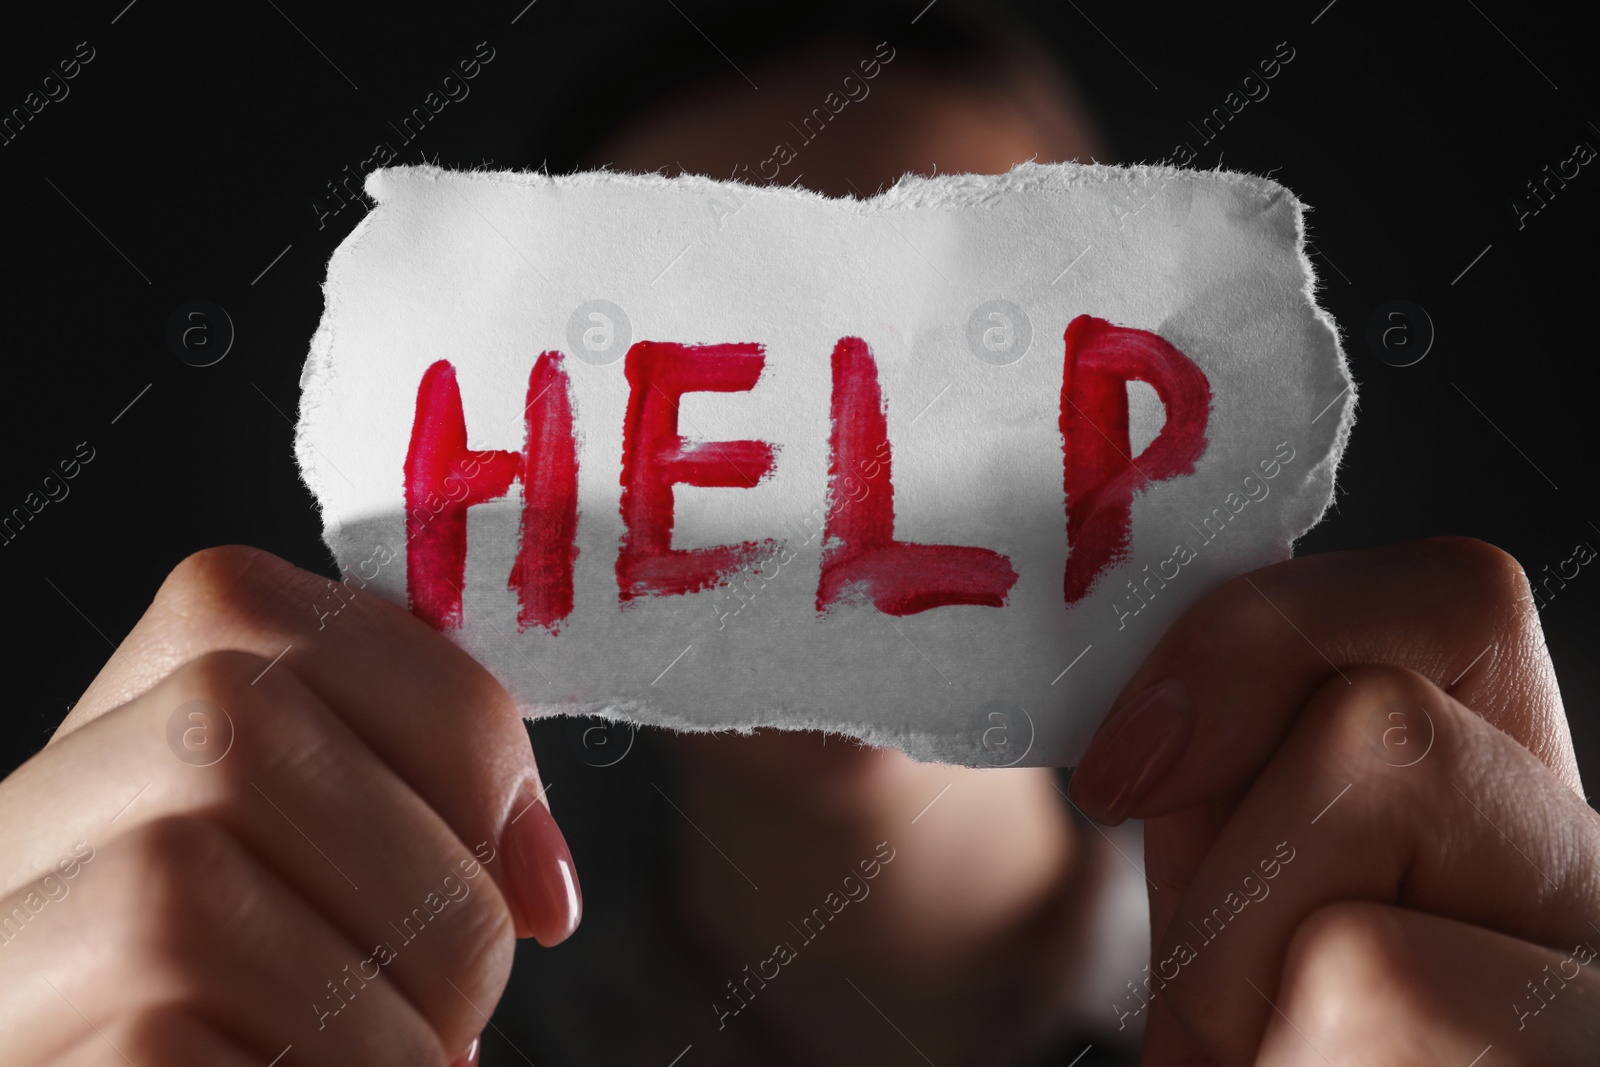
[[45, 1009, 266, 1067], [1069, 537, 1575, 1054], [1150, 666, 1600, 1065], [0, 817, 444, 1067], [1070, 538, 1576, 827], [48, 545, 579, 943], [1258, 903, 1599, 1067], [0, 651, 515, 1049]]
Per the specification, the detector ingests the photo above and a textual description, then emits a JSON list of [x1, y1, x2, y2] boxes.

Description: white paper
[[296, 162, 1354, 767]]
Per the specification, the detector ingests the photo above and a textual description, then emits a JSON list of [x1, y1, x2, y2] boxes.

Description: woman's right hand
[[0, 546, 581, 1066]]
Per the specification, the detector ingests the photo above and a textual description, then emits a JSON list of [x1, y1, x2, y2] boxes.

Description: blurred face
[[576, 50, 1095, 1067], [590, 41, 1100, 197], [583, 42, 1101, 792]]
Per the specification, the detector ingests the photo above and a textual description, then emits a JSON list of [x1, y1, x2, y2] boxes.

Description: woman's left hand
[[1071, 538, 1600, 1065]]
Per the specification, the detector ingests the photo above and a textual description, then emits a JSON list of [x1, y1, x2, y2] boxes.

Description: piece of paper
[[296, 162, 1353, 767]]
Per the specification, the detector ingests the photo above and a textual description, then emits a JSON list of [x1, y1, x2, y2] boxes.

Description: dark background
[[6, 3, 1598, 1062], [3, 3, 1595, 803]]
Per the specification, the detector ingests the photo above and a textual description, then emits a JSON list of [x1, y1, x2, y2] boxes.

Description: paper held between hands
[[295, 162, 1354, 767]]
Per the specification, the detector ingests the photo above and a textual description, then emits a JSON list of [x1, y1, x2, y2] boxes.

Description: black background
[[4, 0, 1596, 793]]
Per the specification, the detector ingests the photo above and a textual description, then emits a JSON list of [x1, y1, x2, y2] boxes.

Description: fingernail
[[1071, 679, 1192, 825], [450, 1034, 481, 1067], [503, 783, 583, 946]]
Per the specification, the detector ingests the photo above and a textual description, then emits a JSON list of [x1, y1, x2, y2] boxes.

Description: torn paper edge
[[294, 161, 1356, 764]]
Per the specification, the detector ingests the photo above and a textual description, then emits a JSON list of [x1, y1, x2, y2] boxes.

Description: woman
[[1, 3, 1594, 1065]]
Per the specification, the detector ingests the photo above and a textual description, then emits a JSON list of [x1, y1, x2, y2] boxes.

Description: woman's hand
[[0, 546, 581, 1066], [1070, 537, 1599, 1065]]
